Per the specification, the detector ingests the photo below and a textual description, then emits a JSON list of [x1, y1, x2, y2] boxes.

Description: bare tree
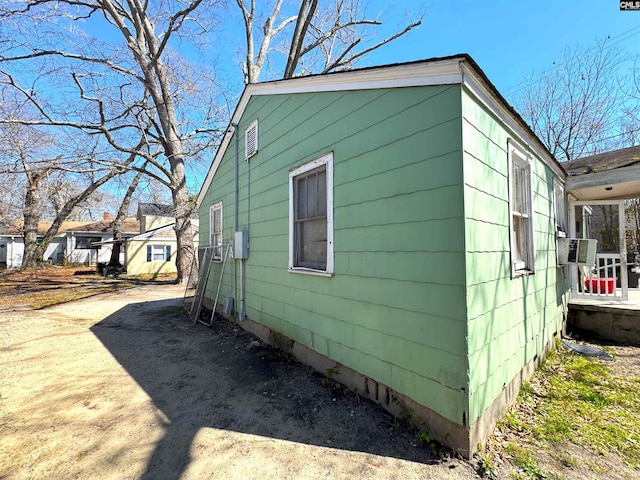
[[0, 174, 22, 232], [0, 134, 26, 233], [107, 166, 147, 267], [618, 57, 640, 148], [39, 174, 105, 221], [515, 40, 629, 162], [0, 116, 59, 267], [21, 157, 59, 268], [0, 118, 133, 267], [237, 0, 423, 84], [0, 0, 226, 282]]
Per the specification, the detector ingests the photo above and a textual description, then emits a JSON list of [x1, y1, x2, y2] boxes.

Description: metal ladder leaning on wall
[[188, 246, 215, 323], [182, 246, 199, 309], [189, 244, 232, 326]]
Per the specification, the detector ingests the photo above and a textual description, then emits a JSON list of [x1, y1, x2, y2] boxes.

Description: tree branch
[[321, 18, 422, 73], [284, 0, 317, 79], [0, 49, 143, 82]]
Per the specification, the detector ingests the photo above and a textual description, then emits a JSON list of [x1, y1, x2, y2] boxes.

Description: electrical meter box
[[557, 238, 597, 266], [234, 231, 248, 259]]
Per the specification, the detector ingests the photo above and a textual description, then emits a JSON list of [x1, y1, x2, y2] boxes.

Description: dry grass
[[0, 265, 159, 309]]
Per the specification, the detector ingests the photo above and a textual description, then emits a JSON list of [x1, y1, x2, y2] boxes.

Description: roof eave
[[459, 61, 565, 180], [196, 54, 566, 208], [196, 56, 469, 208]]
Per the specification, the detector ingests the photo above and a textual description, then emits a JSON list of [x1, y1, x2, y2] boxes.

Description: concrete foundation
[[203, 298, 562, 459], [569, 304, 640, 345]]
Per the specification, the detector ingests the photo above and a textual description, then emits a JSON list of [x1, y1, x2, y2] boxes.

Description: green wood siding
[[199, 81, 569, 433], [461, 88, 568, 426], [200, 85, 470, 424]]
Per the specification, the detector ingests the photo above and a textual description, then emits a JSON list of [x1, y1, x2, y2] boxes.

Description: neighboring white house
[[1, 204, 198, 271], [0, 214, 140, 268], [0, 220, 91, 268], [64, 215, 141, 265], [0, 234, 26, 269]]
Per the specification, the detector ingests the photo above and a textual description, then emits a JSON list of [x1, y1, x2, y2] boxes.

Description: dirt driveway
[[0, 284, 480, 480]]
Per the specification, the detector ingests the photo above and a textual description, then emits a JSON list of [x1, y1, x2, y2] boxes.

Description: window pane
[[554, 184, 566, 231], [306, 172, 318, 218], [521, 168, 529, 214], [210, 203, 222, 258], [297, 176, 307, 219], [76, 236, 95, 249], [213, 232, 221, 259], [513, 216, 525, 264], [297, 218, 327, 269], [513, 162, 527, 214], [512, 163, 519, 207], [152, 245, 166, 261], [214, 210, 221, 233], [292, 161, 329, 271], [509, 146, 533, 273], [318, 170, 327, 216]]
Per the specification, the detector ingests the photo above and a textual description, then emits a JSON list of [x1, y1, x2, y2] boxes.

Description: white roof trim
[[196, 56, 564, 207], [196, 58, 465, 207], [128, 223, 200, 242], [459, 63, 565, 180], [250, 60, 463, 96], [128, 224, 175, 242]]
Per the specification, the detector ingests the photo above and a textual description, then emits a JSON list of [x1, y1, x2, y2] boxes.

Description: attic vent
[[245, 120, 258, 159]]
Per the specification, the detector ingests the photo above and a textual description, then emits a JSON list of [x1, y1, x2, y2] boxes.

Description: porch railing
[[573, 253, 628, 301]]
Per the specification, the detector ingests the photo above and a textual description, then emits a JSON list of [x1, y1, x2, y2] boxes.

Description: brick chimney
[[103, 212, 111, 221]]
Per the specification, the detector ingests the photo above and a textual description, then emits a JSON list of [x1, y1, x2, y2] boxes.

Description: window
[[508, 141, 534, 276], [146, 244, 171, 262], [75, 236, 99, 249], [289, 153, 333, 275], [245, 119, 258, 159], [554, 180, 566, 236], [210, 201, 223, 261]]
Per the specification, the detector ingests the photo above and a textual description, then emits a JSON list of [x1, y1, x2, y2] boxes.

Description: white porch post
[[568, 198, 577, 297], [619, 200, 629, 300]]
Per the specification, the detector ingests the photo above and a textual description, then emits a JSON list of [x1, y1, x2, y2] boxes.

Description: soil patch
[[2, 274, 639, 479], [0, 284, 477, 479]]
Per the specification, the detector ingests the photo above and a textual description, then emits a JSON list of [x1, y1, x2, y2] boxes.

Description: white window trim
[[508, 140, 535, 277], [288, 152, 334, 276], [553, 179, 566, 237], [149, 244, 171, 262], [245, 119, 258, 160], [553, 180, 567, 266], [210, 201, 223, 261]]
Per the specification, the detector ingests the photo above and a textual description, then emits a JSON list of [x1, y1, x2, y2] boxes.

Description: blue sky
[[86, 1, 639, 100], [77, 1, 640, 196], [357, 0, 640, 97], [181, 1, 638, 193]]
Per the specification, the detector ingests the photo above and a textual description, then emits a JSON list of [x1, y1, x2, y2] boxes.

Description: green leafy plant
[[476, 452, 497, 478], [325, 364, 340, 377], [505, 444, 552, 479]]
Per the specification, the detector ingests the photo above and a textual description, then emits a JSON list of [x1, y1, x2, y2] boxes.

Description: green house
[[196, 54, 568, 456]]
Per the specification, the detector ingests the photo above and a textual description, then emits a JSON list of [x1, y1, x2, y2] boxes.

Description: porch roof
[[564, 145, 640, 200]]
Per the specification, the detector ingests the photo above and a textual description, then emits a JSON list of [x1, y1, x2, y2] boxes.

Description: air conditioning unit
[[557, 238, 597, 266]]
